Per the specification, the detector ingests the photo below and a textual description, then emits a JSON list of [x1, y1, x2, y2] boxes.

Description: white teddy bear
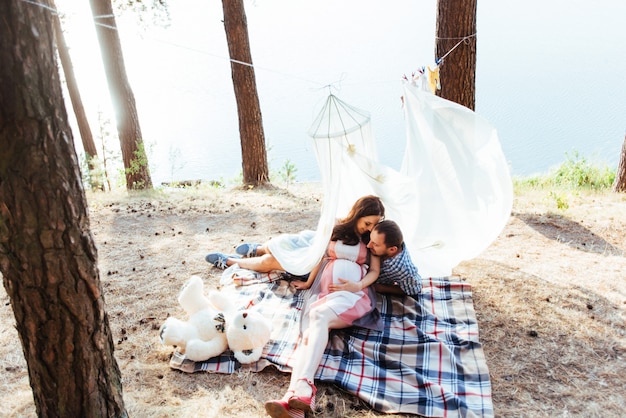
[[210, 285, 273, 364], [159, 275, 272, 364]]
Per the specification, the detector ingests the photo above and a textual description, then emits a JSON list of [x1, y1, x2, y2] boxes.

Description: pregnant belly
[[331, 259, 364, 284]]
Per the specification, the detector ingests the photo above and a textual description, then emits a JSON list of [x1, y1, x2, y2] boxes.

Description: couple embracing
[[206, 195, 420, 418]]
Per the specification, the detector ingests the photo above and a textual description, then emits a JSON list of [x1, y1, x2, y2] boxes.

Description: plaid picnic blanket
[[169, 276, 493, 417]]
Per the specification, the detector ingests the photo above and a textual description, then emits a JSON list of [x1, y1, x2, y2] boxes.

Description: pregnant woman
[[265, 195, 385, 418]]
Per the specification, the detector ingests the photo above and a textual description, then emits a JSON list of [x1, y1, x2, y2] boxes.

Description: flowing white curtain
[[272, 81, 513, 278]]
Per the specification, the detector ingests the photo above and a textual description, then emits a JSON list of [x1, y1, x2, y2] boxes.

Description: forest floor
[[1, 182, 625, 417]]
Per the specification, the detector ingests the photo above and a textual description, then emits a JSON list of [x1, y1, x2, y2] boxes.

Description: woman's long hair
[[331, 195, 385, 245]]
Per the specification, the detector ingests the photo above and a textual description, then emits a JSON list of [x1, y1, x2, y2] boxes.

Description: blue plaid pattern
[[169, 277, 493, 417]]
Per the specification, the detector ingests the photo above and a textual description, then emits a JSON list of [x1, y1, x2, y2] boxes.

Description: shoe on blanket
[[235, 242, 261, 258], [205, 252, 240, 269], [288, 378, 317, 412], [264, 398, 304, 418]]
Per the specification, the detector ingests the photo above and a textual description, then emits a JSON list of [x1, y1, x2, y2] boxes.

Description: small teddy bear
[[159, 275, 272, 364]]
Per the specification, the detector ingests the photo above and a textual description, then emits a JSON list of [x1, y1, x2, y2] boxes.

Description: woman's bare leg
[[225, 253, 283, 272], [287, 305, 349, 398], [254, 243, 268, 256]]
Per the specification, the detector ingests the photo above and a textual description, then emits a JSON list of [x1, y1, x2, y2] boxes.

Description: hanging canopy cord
[[318, 73, 349, 96], [435, 33, 477, 66]]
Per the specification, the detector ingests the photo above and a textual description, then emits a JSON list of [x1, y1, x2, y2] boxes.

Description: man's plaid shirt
[[377, 244, 421, 296]]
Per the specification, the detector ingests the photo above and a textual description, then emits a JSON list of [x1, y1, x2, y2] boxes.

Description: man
[[366, 220, 421, 297], [206, 220, 421, 296]]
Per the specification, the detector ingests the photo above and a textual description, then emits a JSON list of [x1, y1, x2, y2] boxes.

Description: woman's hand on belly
[[328, 278, 363, 293]]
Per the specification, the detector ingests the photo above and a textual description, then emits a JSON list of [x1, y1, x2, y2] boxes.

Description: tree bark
[[613, 134, 626, 192], [0, 1, 127, 416], [435, 0, 477, 110], [52, 1, 103, 190], [89, 0, 153, 190], [222, 0, 270, 187]]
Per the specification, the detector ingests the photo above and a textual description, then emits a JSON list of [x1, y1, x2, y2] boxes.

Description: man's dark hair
[[373, 220, 404, 248]]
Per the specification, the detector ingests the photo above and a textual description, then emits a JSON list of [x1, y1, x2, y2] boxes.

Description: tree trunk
[[435, 0, 477, 110], [613, 134, 626, 192], [222, 0, 270, 187], [0, 1, 127, 417], [89, 0, 153, 190], [52, 1, 103, 190]]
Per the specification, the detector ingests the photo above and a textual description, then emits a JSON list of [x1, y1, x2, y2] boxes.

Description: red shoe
[[288, 378, 317, 412], [265, 397, 304, 418]]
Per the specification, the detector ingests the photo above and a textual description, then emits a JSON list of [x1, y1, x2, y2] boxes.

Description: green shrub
[[550, 151, 615, 189], [278, 159, 298, 184], [548, 191, 569, 210], [514, 150, 615, 191]]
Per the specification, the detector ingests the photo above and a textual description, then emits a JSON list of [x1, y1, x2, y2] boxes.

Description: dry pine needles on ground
[[1, 184, 625, 417]]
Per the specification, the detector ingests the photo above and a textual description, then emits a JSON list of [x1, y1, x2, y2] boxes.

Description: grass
[[514, 150, 616, 192]]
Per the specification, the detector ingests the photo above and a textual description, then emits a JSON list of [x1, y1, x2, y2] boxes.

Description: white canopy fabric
[[270, 80, 513, 278]]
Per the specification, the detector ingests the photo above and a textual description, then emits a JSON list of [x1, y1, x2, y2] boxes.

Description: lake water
[[57, 0, 626, 185]]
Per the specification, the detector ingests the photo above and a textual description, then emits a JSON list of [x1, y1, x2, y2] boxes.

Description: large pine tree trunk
[[613, 134, 626, 192], [222, 0, 270, 187], [435, 0, 477, 110], [0, 1, 127, 416], [89, 0, 153, 190], [52, 2, 102, 190]]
